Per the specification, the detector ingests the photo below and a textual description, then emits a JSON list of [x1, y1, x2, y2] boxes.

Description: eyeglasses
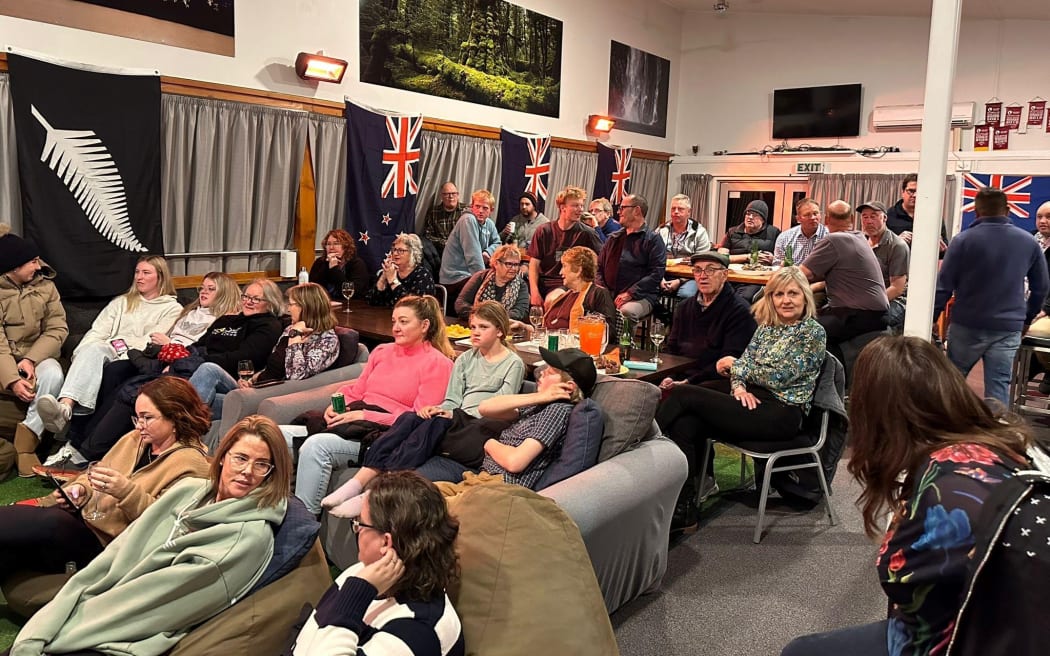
[[241, 293, 266, 305], [903, 189, 918, 195], [225, 452, 274, 477], [389, 247, 410, 255], [351, 517, 381, 534], [693, 266, 726, 276], [497, 260, 522, 268], [744, 211, 762, 218], [322, 240, 342, 246], [441, 192, 459, 197], [620, 204, 637, 209], [196, 286, 217, 294], [131, 414, 160, 429]]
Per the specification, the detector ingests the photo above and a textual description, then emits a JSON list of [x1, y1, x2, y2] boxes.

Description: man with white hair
[[857, 200, 909, 330], [658, 194, 711, 299]]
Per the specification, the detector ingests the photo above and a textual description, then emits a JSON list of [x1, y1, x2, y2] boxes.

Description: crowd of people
[[0, 172, 1046, 655]]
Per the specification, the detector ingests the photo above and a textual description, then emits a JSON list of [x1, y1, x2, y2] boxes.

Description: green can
[[331, 392, 346, 413], [547, 333, 559, 351]]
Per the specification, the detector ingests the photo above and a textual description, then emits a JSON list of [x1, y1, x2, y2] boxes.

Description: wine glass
[[650, 320, 667, 364], [237, 360, 254, 383], [83, 461, 106, 521], [342, 282, 355, 314], [529, 306, 544, 342]]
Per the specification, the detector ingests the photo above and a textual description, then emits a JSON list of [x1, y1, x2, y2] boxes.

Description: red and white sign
[[1003, 105, 1023, 130], [1028, 100, 1046, 127], [985, 101, 1003, 126], [993, 126, 1010, 150], [974, 125, 990, 151]]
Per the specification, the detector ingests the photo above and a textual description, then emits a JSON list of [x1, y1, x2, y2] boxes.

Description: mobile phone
[[110, 339, 129, 357], [47, 474, 83, 516], [251, 379, 284, 389]]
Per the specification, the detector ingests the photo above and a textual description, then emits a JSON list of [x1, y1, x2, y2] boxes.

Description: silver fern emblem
[[31, 105, 148, 252]]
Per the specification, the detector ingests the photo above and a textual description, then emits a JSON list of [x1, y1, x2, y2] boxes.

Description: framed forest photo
[[608, 41, 670, 137], [360, 0, 563, 117]]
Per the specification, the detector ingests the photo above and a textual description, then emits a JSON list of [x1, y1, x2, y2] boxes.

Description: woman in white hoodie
[[36, 255, 183, 434]]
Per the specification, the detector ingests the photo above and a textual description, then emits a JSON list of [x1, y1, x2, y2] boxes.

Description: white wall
[[673, 12, 1050, 157], [0, 0, 682, 152]]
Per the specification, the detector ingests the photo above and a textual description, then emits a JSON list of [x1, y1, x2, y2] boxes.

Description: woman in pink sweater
[[287, 295, 454, 514]]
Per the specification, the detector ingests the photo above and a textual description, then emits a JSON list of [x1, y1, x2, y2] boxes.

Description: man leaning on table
[[658, 194, 712, 300]]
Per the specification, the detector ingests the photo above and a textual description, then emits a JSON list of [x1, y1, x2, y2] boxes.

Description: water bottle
[[298, 266, 309, 284]]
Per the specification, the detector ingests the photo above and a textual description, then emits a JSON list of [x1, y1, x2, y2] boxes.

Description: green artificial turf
[[0, 474, 50, 649]]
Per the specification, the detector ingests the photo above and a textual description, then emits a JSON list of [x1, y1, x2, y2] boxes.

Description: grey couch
[[257, 375, 688, 614]]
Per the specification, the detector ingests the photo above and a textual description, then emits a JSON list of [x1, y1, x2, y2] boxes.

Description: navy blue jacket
[[666, 283, 757, 384], [595, 227, 666, 306]]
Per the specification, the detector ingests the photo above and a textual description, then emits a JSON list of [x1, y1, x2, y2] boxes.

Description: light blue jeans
[[23, 358, 64, 437], [677, 279, 698, 300], [188, 362, 239, 406], [58, 341, 118, 412], [281, 425, 362, 515], [947, 323, 1021, 408]]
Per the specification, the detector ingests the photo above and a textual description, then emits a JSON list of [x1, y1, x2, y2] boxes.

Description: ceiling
[[659, 0, 1050, 21]]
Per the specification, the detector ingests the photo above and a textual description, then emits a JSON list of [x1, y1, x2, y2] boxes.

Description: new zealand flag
[[345, 101, 422, 272], [7, 53, 162, 298], [499, 128, 550, 229], [961, 173, 1050, 233], [593, 143, 632, 207]]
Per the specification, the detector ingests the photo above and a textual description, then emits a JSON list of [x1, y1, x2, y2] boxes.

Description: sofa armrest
[[256, 382, 351, 426], [217, 362, 366, 437], [541, 434, 688, 613]]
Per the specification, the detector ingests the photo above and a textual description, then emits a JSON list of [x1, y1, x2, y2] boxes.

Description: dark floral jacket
[[877, 443, 1023, 656]]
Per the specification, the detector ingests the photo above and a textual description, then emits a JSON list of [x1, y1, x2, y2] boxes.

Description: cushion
[[329, 327, 362, 369], [591, 377, 661, 462], [534, 398, 603, 490], [249, 496, 321, 594], [445, 482, 619, 656], [0, 570, 67, 618]]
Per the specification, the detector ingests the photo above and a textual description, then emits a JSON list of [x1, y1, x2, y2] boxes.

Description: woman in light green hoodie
[[10, 415, 293, 656]]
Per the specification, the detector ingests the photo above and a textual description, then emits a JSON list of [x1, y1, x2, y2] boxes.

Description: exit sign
[[795, 162, 825, 174]]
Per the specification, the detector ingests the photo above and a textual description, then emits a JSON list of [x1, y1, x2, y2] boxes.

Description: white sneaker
[[37, 395, 72, 433], [42, 444, 73, 467]]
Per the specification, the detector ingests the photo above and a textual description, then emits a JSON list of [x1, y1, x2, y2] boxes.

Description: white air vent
[[872, 102, 975, 130]]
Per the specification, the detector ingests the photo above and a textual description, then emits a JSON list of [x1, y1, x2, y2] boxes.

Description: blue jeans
[[415, 455, 474, 483], [188, 362, 239, 406], [947, 323, 1021, 407], [677, 279, 697, 300], [780, 619, 888, 656], [281, 426, 362, 515]]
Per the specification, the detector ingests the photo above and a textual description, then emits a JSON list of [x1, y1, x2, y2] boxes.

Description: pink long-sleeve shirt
[[337, 342, 453, 425]]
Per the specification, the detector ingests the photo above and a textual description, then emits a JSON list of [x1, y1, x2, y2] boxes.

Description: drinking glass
[[237, 360, 254, 383], [650, 320, 667, 364], [84, 461, 106, 521], [342, 282, 355, 314], [529, 306, 544, 334]]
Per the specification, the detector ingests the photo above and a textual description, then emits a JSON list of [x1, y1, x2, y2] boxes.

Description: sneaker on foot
[[33, 461, 88, 483], [37, 395, 72, 433], [698, 475, 719, 502], [42, 444, 73, 467]]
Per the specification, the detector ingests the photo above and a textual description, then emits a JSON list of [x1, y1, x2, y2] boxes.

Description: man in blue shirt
[[439, 189, 501, 303], [935, 187, 1049, 406], [596, 194, 666, 322], [588, 197, 621, 243]]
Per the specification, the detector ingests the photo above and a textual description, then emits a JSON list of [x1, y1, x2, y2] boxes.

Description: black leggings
[[0, 504, 103, 579], [656, 379, 803, 479], [67, 360, 139, 461]]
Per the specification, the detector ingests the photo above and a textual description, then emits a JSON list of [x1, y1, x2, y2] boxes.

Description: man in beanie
[[502, 191, 549, 249], [718, 199, 781, 301], [0, 224, 68, 477]]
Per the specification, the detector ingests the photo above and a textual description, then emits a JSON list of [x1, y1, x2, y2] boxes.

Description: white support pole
[[903, 0, 963, 340]]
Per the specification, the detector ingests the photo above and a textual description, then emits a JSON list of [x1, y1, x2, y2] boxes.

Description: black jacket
[[666, 284, 757, 384], [195, 312, 284, 375]]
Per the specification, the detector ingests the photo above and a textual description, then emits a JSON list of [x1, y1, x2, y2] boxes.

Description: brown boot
[[13, 422, 41, 477], [0, 438, 15, 479]]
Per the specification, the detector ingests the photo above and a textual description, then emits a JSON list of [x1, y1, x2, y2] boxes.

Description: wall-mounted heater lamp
[[588, 114, 616, 133], [295, 52, 348, 83]]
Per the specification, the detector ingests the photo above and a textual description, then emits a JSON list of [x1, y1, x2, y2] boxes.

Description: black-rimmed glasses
[[497, 260, 522, 268], [351, 517, 381, 534], [241, 293, 266, 305], [693, 266, 726, 276]]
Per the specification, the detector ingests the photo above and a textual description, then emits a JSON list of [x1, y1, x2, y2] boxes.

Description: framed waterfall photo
[[607, 41, 670, 137]]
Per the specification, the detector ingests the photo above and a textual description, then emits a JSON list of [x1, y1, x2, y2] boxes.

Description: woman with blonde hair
[[285, 295, 454, 514], [367, 233, 437, 306], [454, 243, 530, 321], [37, 256, 183, 436], [323, 300, 525, 518], [657, 266, 826, 536]]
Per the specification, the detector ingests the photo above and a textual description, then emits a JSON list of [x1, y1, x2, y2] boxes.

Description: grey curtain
[[632, 157, 670, 228], [807, 173, 956, 235], [415, 131, 501, 231], [308, 114, 347, 248], [162, 94, 308, 275], [680, 173, 712, 226], [0, 74, 21, 232], [549, 147, 598, 206]]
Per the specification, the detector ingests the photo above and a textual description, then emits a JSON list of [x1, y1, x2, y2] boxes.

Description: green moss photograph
[[360, 0, 563, 117]]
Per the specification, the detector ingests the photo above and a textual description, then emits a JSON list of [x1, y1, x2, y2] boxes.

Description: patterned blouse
[[365, 264, 437, 307], [877, 443, 1022, 656], [729, 318, 825, 408]]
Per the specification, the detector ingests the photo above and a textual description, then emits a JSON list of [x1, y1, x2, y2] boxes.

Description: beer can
[[547, 332, 559, 351], [331, 392, 347, 413]]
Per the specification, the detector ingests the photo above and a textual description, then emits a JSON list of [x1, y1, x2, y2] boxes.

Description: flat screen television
[[772, 84, 862, 139]]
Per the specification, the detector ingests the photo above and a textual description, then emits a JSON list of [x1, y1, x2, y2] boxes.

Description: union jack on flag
[[524, 135, 551, 200], [610, 147, 632, 204], [593, 142, 632, 208], [381, 115, 421, 199], [959, 173, 1050, 233]]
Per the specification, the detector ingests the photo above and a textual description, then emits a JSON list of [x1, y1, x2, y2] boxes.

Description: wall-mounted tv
[[772, 84, 862, 140]]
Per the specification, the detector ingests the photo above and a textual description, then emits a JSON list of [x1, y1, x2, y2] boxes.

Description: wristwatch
[[288, 329, 302, 338]]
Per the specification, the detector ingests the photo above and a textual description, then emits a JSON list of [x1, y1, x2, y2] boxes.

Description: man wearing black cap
[[502, 192, 549, 249], [660, 251, 756, 389], [0, 225, 68, 477], [858, 200, 909, 330]]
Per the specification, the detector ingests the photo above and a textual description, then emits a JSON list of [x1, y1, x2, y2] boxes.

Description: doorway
[[714, 181, 809, 244]]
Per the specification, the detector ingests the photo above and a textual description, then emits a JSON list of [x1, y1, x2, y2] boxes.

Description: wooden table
[[336, 300, 694, 384], [665, 260, 776, 286]]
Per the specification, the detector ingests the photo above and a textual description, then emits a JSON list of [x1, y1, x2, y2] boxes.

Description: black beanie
[[0, 225, 39, 274], [519, 191, 539, 207]]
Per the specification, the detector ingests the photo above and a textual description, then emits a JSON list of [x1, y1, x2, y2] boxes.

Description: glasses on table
[[225, 452, 274, 477]]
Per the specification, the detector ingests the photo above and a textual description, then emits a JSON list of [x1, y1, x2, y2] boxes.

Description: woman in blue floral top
[[781, 336, 1031, 656], [657, 266, 826, 536]]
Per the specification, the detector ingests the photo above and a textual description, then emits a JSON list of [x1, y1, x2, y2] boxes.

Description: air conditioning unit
[[871, 102, 975, 131]]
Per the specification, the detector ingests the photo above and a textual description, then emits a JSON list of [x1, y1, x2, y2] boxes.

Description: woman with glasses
[[286, 471, 463, 655], [309, 229, 370, 301], [367, 233, 436, 307], [542, 246, 616, 332], [0, 377, 211, 582], [189, 282, 339, 407], [453, 243, 530, 322], [9, 415, 293, 656], [40, 272, 240, 476]]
